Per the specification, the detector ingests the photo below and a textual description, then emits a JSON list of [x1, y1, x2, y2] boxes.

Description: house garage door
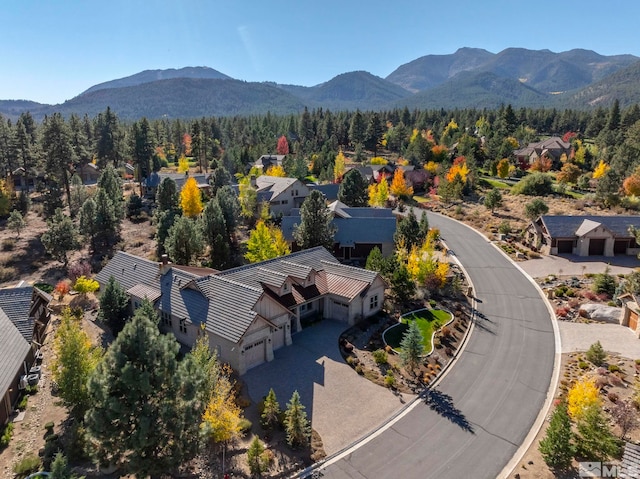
[[332, 300, 349, 321], [272, 326, 286, 350], [630, 311, 638, 332], [557, 240, 573, 254], [615, 240, 629, 255], [243, 339, 266, 370], [589, 239, 605, 255]]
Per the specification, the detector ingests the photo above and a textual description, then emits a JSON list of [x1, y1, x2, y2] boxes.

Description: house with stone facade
[[96, 247, 385, 374]]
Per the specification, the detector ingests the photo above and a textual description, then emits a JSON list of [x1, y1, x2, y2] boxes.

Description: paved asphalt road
[[319, 212, 557, 479]]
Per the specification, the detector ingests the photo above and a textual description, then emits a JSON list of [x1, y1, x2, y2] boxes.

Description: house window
[[179, 318, 187, 334], [282, 199, 288, 205], [291, 190, 294, 196], [370, 295, 379, 310]]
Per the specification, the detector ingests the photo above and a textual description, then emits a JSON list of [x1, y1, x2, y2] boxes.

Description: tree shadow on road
[[421, 388, 475, 433]]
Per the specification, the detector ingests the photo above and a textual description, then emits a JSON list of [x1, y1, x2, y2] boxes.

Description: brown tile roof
[[326, 273, 371, 300]]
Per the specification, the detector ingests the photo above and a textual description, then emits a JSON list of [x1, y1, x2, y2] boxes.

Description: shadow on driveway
[[242, 320, 409, 454]]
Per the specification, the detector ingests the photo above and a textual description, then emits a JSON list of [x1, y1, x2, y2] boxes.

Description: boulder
[[579, 303, 622, 323]]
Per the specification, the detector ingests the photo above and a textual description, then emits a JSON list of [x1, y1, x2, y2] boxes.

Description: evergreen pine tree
[[293, 190, 336, 250], [399, 320, 423, 374], [85, 299, 204, 477], [200, 198, 230, 269], [261, 388, 281, 430], [394, 210, 421, 249], [338, 169, 368, 207], [538, 402, 574, 469], [164, 215, 204, 265], [284, 390, 310, 448], [576, 404, 621, 462], [98, 276, 130, 335]]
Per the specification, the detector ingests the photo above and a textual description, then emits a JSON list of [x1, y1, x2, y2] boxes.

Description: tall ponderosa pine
[[156, 177, 179, 212], [216, 185, 240, 242], [85, 299, 204, 477], [41, 113, 76, 212], [95, 107, 123, 168], [293, 190, 336, 250], [164, 215, 204, 265], [200, 198, 230, 269], [98, 276, 130, 335], [131, 118, 156, 195], [96, 165, 124, 220], [284, 390, 311, 448], [41, 208, 79, 266], [338, 169, 368, 207]]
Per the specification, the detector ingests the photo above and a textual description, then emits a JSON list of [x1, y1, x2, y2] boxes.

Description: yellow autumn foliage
[[180, 177, 203, 217], [592, 160, 609, 179], [265, 165, 287, 177], [567, 377, 601, 420], [177, 154, 190, 173]]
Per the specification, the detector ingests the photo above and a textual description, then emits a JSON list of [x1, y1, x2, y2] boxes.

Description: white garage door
[[243, 339, 266, 370], [272, 325, 286, 350], [332, 300, 349, 321]]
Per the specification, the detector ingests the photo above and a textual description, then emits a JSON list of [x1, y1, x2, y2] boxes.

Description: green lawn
[[384, 309, 452, 355], [480, 177, 512, 190]]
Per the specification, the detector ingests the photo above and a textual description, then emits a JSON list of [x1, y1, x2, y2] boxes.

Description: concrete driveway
[[559, 322, 640, 358], [519, 253, 639, 279], [242, 320, 410, 455]]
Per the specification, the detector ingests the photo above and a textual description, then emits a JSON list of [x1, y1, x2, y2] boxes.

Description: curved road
[[319, 212, 557, 479]]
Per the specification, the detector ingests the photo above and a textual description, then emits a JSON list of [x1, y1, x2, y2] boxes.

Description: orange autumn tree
[[446, 157, 470, 183], [182, 133, 192, 156], [276, 135, 289, 155], [497, 159, 510, 179], [180, 177, 203, 217], [431, 144, 449, 163], [623, 171, 640, 196], [530, 156, 553, 172], [389, 169, 413, 199]]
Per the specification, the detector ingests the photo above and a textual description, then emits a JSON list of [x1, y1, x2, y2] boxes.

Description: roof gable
[[0, 287, 35, 341], [540, 215, 640, 238]]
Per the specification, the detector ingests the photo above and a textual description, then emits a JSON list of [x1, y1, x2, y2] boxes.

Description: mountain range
[[2, 47, 640, 120]]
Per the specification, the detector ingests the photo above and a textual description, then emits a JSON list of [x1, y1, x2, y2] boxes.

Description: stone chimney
[[159, 254, 171, 275], [250, 175, 257, 188]]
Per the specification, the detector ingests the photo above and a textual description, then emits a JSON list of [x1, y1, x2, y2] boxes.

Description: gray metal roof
[[540, 215, 640, 239], [216, 247, 339, 289], [320, 260, 378, 283], [280, 214, 396, 246], [95, 251, 160, 292], [195, 275, 263, 343], [0, 287, 35, 341], [0, 309, 30, 404], [308, 183, 340, 202], [158, 269, 209, 328]]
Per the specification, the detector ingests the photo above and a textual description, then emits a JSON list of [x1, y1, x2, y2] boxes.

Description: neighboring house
[[514, 137, 572, 166], [308, 183, 340, 202], [75, 163, 101, 184], [254, 176, 311, 216], [254, 154, 286, 173], [143, 172, 211, 198], [0, 286, 52, 425], [9, 167, 45, 192], [526, 215, 640, 256], [96, 247, 384, 374], [344, 165, 375, 184], [280, 201, 397, 262], [370, 164, 395, 183]]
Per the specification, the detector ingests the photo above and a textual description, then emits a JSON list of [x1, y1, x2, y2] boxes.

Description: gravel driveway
[[242, 320, 411, 455]]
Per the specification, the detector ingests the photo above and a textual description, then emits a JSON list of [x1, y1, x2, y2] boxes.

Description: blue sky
[[1, 0, 639, 104]]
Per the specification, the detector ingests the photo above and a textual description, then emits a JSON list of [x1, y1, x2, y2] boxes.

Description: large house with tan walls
[[96, 247, 385, 374]]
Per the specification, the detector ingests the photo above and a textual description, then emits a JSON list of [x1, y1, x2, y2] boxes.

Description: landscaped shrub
[[372, 349, 388, 365], [0, 423, 14, 448], [593, 268, 617, 296], [355, 364, 364, 375], [555, 307, 570, 318], [581, 290, 597, 301], [608, 392, 619, 403], [586, 341, 607, 366], [512, 172, 554, 196], [13, 454, 40, 476], [384, 370, 396, 388], [568, 298, 580, 309], [608, 364, 621, 373], [578, 361, 590, 369], [17, 394, 28, 410], [610, 375, 623, 387]]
